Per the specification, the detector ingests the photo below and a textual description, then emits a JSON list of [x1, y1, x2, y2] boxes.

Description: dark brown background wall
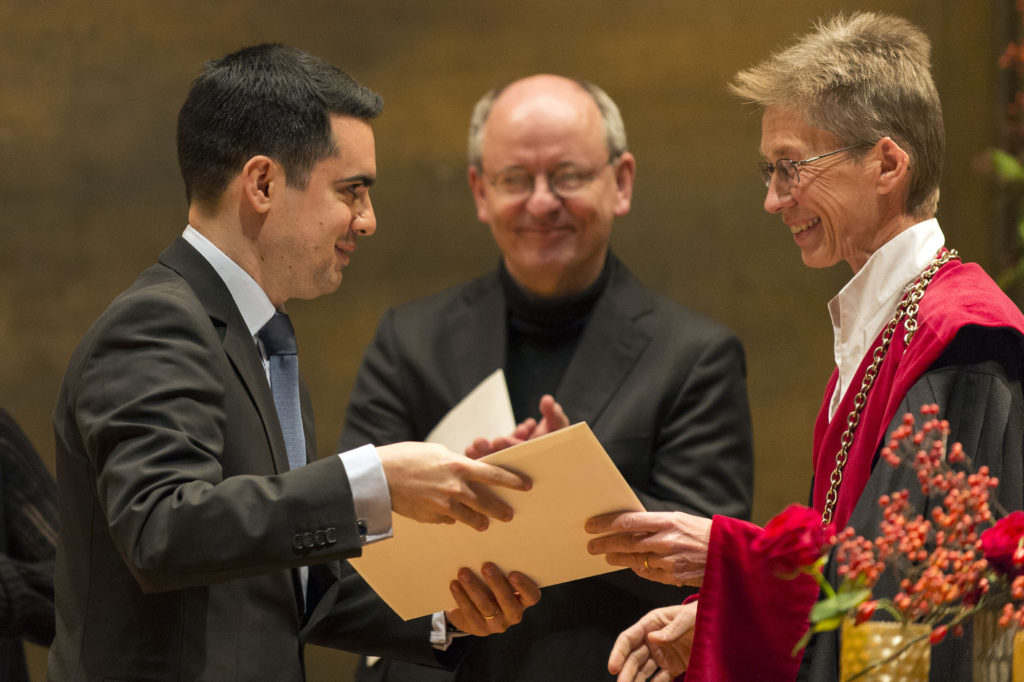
[[1, 1, 1008, 679]]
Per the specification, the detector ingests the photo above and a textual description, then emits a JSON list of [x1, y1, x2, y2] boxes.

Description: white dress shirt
[[827, 218, 945, 419]]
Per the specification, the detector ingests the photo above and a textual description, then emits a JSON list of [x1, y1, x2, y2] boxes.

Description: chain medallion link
[[820, 249, 959, 527]]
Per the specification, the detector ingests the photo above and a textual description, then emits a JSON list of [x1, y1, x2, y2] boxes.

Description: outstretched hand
[[586, 511, 711, 587], [609, 602, 696, 681], [378, 442, 531, 531], [444, 562, 541, 636], [466, 395, 569, 459]]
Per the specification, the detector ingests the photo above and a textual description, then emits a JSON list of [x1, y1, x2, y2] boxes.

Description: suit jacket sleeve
[[0, 409, 57, 645], [303, 561, 464, 668], [636, 328, 753, 519]]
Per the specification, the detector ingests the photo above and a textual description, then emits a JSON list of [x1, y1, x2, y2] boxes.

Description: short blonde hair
[[730, 12, 943, 218]]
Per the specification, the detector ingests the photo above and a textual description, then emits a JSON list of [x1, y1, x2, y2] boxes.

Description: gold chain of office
[[820, 248, 960, 527]]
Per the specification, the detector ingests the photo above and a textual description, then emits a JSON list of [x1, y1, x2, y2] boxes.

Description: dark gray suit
[[341, 255, 754, 681], [49, 238, 443, 681], [0, 409, 57, 682]]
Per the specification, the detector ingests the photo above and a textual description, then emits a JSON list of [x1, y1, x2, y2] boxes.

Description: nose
[[354, 197, 377, 236], [763, 175, 794, 214], [525, 174, 562, 216]]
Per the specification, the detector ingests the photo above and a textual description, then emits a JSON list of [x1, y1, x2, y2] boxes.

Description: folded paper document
[[348, 422, 644, 620], [425, 368, 516, 451]]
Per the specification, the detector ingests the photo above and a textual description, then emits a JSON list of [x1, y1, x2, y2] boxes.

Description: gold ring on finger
[[483, 605, 499, 620], [643, 553, 651, 570]]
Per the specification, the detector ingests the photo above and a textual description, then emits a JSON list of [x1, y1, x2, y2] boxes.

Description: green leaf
[[992, 149, 1024, 183], [808, 588, 872, 626], [813, 614, 844, 632]]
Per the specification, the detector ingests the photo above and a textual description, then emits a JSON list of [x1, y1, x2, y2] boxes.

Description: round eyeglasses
[[487, 158, 617, 200], [758, 144, 869, 192]]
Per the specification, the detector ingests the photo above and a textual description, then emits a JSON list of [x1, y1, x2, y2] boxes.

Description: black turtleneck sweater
[[500, 257, 612, 422]]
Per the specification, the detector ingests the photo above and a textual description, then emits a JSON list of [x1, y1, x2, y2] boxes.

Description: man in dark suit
[[48, 44, 542, 681], [343, 74, 755, 681], [0, 409, 57, 682]]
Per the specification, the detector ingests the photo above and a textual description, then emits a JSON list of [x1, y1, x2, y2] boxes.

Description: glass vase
[[973, 608, 1024, 682], [840, 618, 931, 681]]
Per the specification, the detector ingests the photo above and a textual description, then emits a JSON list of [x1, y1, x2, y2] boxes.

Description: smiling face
[[468, 75, 635, 298], [259, 115, 377, 306], [760, 107, 901, 274]]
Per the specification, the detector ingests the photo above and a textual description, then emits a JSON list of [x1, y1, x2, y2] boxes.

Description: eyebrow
[[339, 174, 376, 188]]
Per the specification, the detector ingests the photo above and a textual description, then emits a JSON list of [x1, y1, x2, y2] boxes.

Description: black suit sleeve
[[0, 409, 57, 645], [303, 562, 464, 668], [641, 330, 754, 519]]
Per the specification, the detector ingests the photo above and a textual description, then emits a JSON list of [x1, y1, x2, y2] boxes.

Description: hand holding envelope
[[350, 393, 644, 621], [378, 441, 532, 532], [444, 562, 541, 635]]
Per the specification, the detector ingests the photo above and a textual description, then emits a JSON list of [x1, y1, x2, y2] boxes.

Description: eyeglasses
[[758, 144, 868, 192], [487, 158, 616, 200]]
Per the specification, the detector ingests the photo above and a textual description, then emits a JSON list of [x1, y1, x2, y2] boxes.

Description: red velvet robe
[[685, 260, 1024, 681]]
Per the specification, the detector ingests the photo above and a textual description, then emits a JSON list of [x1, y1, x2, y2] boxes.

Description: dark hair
[[177, 43, 383, 206]]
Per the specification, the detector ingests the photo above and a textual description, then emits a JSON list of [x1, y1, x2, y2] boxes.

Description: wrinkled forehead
[[482, 86, 607, 165], [759, 106, 843, 160]]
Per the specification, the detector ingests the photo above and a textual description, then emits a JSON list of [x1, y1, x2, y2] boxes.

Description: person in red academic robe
[[584, 11, 1024, 682]]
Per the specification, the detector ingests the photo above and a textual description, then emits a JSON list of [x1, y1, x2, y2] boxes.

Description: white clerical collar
[[827, 218, 945, 419], [181, 225, 277, 337]]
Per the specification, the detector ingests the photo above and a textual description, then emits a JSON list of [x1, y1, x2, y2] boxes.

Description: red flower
[[855, 600, 877, 624], [753, 504, 833, 576], [982, 511, 1024, 576]]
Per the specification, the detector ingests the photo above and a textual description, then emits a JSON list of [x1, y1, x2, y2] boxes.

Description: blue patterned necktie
[[258, 312, 307, 471]]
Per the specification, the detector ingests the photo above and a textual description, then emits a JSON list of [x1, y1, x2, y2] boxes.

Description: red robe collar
[[811, 260, 1024, 531]]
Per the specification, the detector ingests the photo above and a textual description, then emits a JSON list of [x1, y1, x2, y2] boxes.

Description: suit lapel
[[447, 272, 508, 400], [557, 259, 654, 425], [158, 238, 291, 474]]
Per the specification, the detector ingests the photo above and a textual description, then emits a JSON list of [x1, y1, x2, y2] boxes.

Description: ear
[[873, 137, 911, 197], [467, 165, 492, 224], [611, 152, 636, 217], [240, 155, 279, 214]]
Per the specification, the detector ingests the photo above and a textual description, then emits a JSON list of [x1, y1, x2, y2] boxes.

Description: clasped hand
[[608, 602, 696, 681], [464, 395, 568, 458]]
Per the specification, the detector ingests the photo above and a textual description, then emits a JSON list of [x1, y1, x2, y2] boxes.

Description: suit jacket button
[[292, 534, 305, 552], [326, 527, 337, 544], [314, 530, 326, 547], [303, 532, 315, 549]]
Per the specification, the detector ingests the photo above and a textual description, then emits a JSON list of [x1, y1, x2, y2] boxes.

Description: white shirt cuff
[[430, 611, 468, 650], [337, 444, 392, 544]]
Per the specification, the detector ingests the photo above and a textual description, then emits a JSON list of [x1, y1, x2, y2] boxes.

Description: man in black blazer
[[49, 44, 542, 681], [0, 409, 57, 682], [344, 74, 755, 681]]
